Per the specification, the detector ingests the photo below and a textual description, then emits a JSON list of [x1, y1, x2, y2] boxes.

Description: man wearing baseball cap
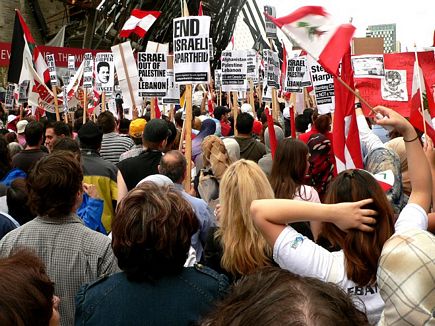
[[119, 118, 147, 162], [117, 119, 171, 201]]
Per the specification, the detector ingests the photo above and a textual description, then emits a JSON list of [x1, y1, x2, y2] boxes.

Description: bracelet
[[403, 134, 419, 142], [354, 102, 362, 109]]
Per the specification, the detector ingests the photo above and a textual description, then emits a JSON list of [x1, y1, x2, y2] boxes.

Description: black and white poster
[[221, 50, 247, 92], [381, 69, 408, 101], [19, 80, 30, 102], [263, 49, 276, 87], [5, 84, 15, 108], [173, 16, 211, 84], [309, 56, 335, 113], [285, 55, 312, 93], [214, 69, 222, 89], [83, 53, 94, 89], [247, 50, 259, 84], [46, 54, 58, 87], [95, 53, 114, 94], [264, 6, 277, 39], [351, 55, 385, 78], [162, 69, 180, 104], [138, 52, 167, 97]]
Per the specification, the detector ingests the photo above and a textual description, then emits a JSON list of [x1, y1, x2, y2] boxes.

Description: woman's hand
[[373, 105, 416, 138], [332, 198, 377, 232]]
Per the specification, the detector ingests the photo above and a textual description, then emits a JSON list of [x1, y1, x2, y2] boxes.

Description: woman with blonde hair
[[213, 159, 275, 278]]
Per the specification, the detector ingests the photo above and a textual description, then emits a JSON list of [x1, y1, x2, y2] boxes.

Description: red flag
[[264, 106, 277, 158], [280, 42, 287, 90], [290, 104, 296, 138], [154, 97, 161, 119], [409, 59, 435, 141], [198, 1, 204, 16], [119, 10, 161, 38], [265, 6, 355, 76], [333, 47, 363, 173]]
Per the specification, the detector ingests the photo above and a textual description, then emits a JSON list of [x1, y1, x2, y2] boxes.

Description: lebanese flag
[[265, 6, 355, 76], [409, 59, 435, 141], [7, 10, 49, 84], [119, 10, 161, 38], [333, 47, 363, 173], [264, 106, 277, 158]]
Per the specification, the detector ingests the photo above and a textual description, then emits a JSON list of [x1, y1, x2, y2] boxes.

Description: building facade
[[366, 24, 397, 53]]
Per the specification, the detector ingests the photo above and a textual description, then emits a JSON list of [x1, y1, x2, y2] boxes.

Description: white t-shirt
[[293, 185, 320, 203], [273, 203, 428, 325]]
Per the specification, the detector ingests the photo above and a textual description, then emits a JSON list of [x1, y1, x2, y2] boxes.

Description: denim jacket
[[75, 264, 228, 325]]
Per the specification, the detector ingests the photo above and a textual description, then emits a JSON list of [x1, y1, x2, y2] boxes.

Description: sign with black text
[[308, 56, 335, 113], [83, 53, 94, 89], [264, 6, 277, 39], [46, 54, 58, 87], [285, 55, 311, 92], [138, 52, 167, 97], [95, 53, 114, 93], [221, 50, 247, 92]]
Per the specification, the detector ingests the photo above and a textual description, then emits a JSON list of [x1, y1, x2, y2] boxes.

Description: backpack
[[306, 133, 334, 199]]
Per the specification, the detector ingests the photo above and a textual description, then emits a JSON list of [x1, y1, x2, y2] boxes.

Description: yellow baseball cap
[[129, 118, 147, 138]]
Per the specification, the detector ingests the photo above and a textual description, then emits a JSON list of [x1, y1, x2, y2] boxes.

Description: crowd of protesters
[[0, 86, 433, 326]]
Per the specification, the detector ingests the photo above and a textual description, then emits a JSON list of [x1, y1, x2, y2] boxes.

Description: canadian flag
[[333, 48, 363, 173], [409, 59, 435, 141], [265, 6, 355, 76], [119, 10, 161, 38]]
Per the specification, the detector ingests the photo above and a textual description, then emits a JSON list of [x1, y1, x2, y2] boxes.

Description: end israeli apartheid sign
[[83, 53, 94, 89], [138, 52, 167, 97], [46, 54, 58, 87], [173, 16, 211, 84], [221, 50, 247, 92], [285, 55, 312, 93], [95, 53, 114, 94]]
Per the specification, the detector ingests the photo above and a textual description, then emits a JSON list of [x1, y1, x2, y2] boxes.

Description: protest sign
[[247, 50, 258, 84], [262, 79, 272, 103], [308, 56, 335, 114], [214, 69, 222, 88], [83, 53, 93, 89], [285, 55, 311, 93], [263, 49, 277, 87], [264, 6, 277, 38], [46, 54, 58, 87], [138, 52, 167, 97], [381, 70, 408, 101], [351, 55, 385, 78], [163, 55, 180, 105], [5, 84, 15, 108], [173, 16, 211, 84], [95, 53, 114, 93], [19, 80, 30, 102], [221, 50, 247, 92]]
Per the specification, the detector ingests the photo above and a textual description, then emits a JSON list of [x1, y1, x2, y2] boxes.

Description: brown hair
[[201, 266, 369, 326], [270, 138, 310, 200], [314, 114, 331, 134], [321, 169, 395, 285], [96, 111, 116, 133], [202, 135, 231, 180], [112, 182, 199, 282], [0, 249, 55, 325], [27, 151, 83, 218]]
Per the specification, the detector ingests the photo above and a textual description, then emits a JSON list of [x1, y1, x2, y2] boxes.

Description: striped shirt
[[0, 214, 119, 326], [118, 144, 144, 162], [100, 132, 134, 164]]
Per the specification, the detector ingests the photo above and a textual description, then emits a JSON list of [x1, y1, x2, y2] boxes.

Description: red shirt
[[220, 121, 231, 137], [298, 126, 333, 145]]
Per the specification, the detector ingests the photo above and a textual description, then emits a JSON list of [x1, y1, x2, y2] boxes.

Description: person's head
[[314, 114, 331, 134], [16, 119, 28, 135], [96, 111, 116, 134], [96, 61, 110, 84], [158, 150, 186, 184], [0, 249, 59, 326], [264, 125, 285, 153], [45, 121, 71, 152], [377, 229, 435, 325], [222, 138, 240, 163], [118, 118, 131, 135], [142, 119, 171, 151], [201, 135, 231, 180], [128, 118, 146, 145], [7, 178, 35, 225], [77, 121, 103, 151], [295, 114, 309, 133], [218, 160, 274, 276], [213, 106, 230, 122], [202, 266, 369, 326], [24, 121, 44, 147], [163, 119, 177, 152], [270, 138, 310, 199], [27, 151, 83, 218], [7, 142, 22, 158], [52, 137, 81, 161], [236, 112, 254, 135], [321, 169, 395, 286], [111, 182, 199, 282]]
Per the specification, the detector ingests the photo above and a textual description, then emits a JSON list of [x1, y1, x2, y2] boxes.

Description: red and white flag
[[265, 6, 355, 76], [198, 1, 204, 16], [409, 59, 435, 141], [333, 48, 363, 173], [119, 10, 161, 38]]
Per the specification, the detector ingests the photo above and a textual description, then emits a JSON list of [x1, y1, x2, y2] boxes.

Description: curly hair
[[27, 151, 83, 218], [201, 135, 231, 180], [112, 182, 199, 282], [218, 160, 274, 276]]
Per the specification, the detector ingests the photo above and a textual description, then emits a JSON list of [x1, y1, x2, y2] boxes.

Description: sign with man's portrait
[[95, 53, 114, 93]]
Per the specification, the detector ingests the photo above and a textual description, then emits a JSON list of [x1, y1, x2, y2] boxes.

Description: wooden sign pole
[[232, 91, 238, 136], [150, 97, 156, 119], [52, 86, 60, 121], [82, 88, 87, 125], [102, 91, 106, 112]]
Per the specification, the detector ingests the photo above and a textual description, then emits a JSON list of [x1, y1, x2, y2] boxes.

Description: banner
[[221, 50, 247, 92], [284, 55, 311, 93], [138, 52, 167, 97], [83, 53, 93, 89], [95, 53, 114, 93], [354, 51, 435, 117], [173, 16, 211, 84], [308, 56, 335, 113], [46, 54, 58, 87]]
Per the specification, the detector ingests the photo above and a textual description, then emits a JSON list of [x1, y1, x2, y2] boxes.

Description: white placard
[[68, 55, 75, 77], [138, 52, 167, 97], [173, 16, 211, 84], [285, 55, 312, 93], [308, 56, 335, 114], [46, 54, 58, 87], [5, 84, 15, 108], [221, 50, 247, 92], [351, 55, 385, 79], [95, 53, 115, 94], [162, 69, 180, 104], [381, 70, 408, 102], [264, 6, 277, 39], [214, 69, 222, 89], [247, 50, 257, 81], [83, 53, 94, 89]]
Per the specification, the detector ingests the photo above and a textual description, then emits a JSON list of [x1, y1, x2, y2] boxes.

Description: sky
[[255, 0, 435, 51]]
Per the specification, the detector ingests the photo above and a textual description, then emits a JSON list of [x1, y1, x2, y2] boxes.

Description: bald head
[[159, 150, 187, 184]]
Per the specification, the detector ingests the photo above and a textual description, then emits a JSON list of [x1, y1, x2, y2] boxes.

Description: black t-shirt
[[117, 149, 163, 191]]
